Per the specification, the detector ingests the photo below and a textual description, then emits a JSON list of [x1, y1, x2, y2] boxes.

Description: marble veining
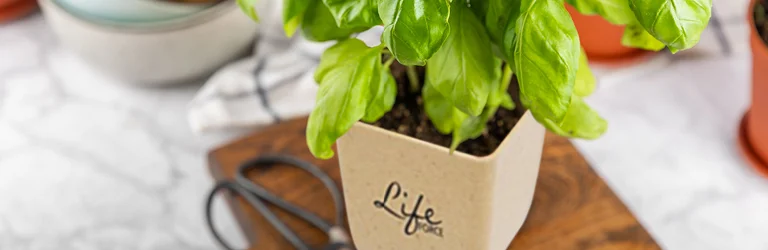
[[0, 16, 247, 250], [581, 56, 768, 250], [575, 0, 768, 248]]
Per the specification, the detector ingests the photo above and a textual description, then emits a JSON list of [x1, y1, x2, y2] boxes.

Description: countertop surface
[[0, 16, 248, 250], [2, 0, 767, 249]]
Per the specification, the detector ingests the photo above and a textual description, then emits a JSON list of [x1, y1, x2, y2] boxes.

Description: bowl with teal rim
[[53, 0, 216, 25], [39, 0, 259, 85]]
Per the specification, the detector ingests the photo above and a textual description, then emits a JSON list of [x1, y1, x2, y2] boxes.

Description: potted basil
[[238, 0, 711, 248]]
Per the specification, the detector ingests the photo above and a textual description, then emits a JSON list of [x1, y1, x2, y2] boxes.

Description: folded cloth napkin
[[187, 0, 382, 133]]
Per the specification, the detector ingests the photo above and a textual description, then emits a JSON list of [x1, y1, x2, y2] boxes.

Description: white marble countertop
[[0, 16, 248, 249], [2, 0, 767, 249], [573, 0, 768, 249]]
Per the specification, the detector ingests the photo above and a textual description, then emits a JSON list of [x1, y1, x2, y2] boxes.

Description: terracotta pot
[[567, 5, 650, 64], [0, 0, 37, 24], [0, 0, 21, 8], [337, 111, 545, 250], [740, 0, 768, 176]]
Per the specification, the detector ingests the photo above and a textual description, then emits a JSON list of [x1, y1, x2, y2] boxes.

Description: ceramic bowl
[[39, 0, 258, 85], [53, 0, 213, 24]]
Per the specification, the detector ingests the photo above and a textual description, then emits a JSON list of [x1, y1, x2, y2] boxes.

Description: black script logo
[[373, 181, 444, 238]]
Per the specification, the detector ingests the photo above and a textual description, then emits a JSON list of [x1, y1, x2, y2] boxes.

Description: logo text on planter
[[373, 181, 444, 237]]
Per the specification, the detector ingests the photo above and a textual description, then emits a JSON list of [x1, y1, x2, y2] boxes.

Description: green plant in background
[[238, 0, 712, 159]]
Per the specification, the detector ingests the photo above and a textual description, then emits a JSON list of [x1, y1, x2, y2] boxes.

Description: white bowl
[[53, 0, 214, 24], [40, 0, 258, 85]]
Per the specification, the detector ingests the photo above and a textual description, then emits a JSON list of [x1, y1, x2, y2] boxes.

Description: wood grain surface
[[208, 118, 660, 250]]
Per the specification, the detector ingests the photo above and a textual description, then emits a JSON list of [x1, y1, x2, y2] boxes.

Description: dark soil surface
[[368, 62, 526, 157], [756, 0, 768, 42]]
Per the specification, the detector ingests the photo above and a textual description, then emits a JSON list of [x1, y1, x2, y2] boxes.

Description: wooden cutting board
[[208, 118, 660, 250]]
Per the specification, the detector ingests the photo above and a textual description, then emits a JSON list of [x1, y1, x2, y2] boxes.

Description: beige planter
[[337, 111, 545, 250]]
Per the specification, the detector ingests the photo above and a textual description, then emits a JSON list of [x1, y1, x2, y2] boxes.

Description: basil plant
[[238, 0, 712, 159]]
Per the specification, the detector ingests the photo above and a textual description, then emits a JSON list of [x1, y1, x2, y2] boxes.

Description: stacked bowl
[[40, 0, 259, 86]]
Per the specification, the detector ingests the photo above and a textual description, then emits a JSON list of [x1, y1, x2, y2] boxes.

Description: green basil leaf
[[533, 95, 607, 139], [307, 39, 383, 159], [379, 0, 450, 66], [314, 40, 372, 83], [485, 0, 520, 45], [450, 65, 512, 152], [507, 0, 579, 122], [362, 58, 397, 122], [427, 1, 500, 116], [621, 20, 666, 51], [450, 106, 498, 152], [324, 0, 381, 28], [488, 64, 514, 109], [500, 94, 515, 110], [237, 0, 259, 21], [574, 47, 596, 97], [302, 0, 367, 42], [628, 0, 712, 53], [423, 82, 467, 134], [470, 0, 490, 22], [565, 0, 634, 25], [283, 0, 311, 37]]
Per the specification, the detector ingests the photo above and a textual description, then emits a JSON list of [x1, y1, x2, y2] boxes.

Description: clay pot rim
[[586, 49, 657, 67], [739, 0, 768, 172]]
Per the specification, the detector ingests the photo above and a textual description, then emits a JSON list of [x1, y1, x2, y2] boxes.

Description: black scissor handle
[[205, 155, 351, 250]]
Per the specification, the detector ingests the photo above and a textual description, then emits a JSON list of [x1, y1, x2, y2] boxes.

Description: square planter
[[337, 111, 545, 250]]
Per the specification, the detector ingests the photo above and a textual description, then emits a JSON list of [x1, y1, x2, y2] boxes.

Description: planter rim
[[587, 50, 657, 67], [350, 110, 536, 163]]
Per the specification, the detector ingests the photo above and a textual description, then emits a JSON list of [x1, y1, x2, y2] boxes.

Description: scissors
[[205, 155, 353, 250]]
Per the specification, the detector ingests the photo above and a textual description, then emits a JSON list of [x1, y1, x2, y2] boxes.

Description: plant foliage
[[238, 0, 712, 159]]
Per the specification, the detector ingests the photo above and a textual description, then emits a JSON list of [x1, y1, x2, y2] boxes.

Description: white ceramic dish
[[40, 0, 258, 85], [54, 0, 213, 24]]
